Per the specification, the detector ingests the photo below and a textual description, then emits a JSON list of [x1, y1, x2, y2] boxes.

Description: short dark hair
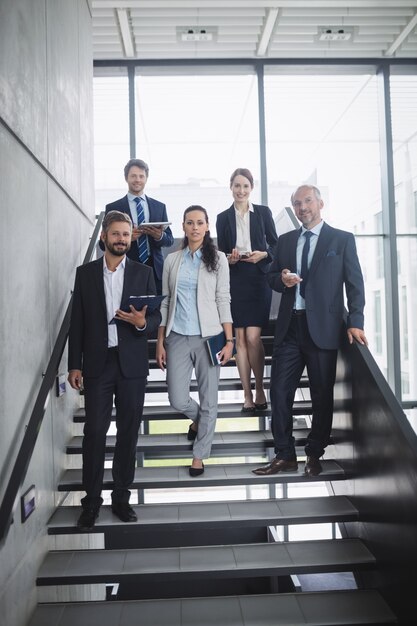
[[124, 158, 149, 179], [230, 168, 254, 189], [102, 210, 132, 233]]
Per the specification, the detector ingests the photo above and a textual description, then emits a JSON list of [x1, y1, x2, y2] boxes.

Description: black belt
[[292, 309, 306, 316]]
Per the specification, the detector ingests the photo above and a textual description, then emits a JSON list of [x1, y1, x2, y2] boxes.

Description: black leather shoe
[[111, 502, 137, 522], [77, 507, 99, 530], [189, 463, 204, 477], [252, 457, 298, 475], [187, 424, 198, 441], [254, 402, 268, 411], [305, 456, 322, 477]]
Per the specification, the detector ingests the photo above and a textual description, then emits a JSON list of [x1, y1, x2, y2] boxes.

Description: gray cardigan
[[160, 248, 232, 338]]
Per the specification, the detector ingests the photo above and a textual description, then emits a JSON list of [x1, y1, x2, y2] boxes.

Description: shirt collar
[[103, 254, 126, 273], [300, 220, 324, 237], [185, 246, 203, 259], [127, 192, 146, 202], [234, 202, 254, 214]]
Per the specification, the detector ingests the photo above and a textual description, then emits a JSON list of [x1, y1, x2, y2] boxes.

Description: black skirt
[[229, 261, 272, 328]]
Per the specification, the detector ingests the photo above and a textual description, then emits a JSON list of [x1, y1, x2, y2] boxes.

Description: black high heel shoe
[[187, 424, 198, 441], [189, 463, 204, 477], [254, 402, 268, 411]]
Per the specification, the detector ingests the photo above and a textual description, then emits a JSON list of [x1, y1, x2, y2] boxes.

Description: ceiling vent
[[319, 28, 353, 41], [178, 27, 216, 42]]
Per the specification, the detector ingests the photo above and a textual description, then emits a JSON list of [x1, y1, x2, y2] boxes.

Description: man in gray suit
[[253, 184, 368, 478]]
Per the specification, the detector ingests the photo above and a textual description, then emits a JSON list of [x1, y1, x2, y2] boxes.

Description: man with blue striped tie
[[104, 159, 174, 294]]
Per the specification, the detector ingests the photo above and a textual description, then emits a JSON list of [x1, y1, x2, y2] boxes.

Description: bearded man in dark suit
[[68, 210, 161, 529], [253, 185, 368, 478]]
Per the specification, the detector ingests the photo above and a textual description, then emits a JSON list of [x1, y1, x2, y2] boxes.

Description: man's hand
[[281, 269, 301, 288], [68, 369, 83, 390], [138, 225, 164, 240], [114, 304, 147, 328], [347, 327, 368, 346]]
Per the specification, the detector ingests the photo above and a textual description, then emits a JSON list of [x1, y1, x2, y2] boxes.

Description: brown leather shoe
[[252, 457, 298, 475], [304, 456, 322, 477]]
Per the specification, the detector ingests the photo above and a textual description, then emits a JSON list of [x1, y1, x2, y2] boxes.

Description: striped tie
[[134, 197, 149, 264], [299, 230, 313, 299]]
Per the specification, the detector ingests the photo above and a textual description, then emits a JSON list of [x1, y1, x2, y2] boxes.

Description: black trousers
[[270, 312, 338, 460], [81, 349, 146, 509]]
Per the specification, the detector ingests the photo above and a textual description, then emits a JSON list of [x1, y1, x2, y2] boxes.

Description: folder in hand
[[124, 294, 166, 312], [110, 294, 166, 324], [206, 331, 237, 366]]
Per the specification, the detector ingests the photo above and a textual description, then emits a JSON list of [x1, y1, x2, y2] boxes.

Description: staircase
[[28, 331, 398, 625]]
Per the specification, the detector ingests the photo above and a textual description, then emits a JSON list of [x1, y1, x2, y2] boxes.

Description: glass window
[[93, 69, 130, 214], [134, 68, 260, 237], [264, 67, 382, 234], [264, 67, 385, 365], [390, 68, 417, 399], [373, 290, 383, 355]]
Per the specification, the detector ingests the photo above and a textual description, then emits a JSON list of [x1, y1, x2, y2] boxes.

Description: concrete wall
[[0, 1, 94, 624]]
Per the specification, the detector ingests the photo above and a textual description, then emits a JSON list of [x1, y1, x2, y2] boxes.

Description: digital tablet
[[140, 222, 171, 230]]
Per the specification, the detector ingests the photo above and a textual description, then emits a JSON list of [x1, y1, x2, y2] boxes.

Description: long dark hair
[[181, 205, 218, 272]]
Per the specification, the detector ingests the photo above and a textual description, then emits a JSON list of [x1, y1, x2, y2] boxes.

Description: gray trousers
[[165, 332, 220, 460]]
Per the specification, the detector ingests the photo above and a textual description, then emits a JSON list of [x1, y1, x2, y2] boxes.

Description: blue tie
[[134, 197, 149, 264], [299, 230, 313, 299]]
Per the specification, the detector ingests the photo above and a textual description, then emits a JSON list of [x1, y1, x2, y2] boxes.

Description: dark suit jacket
[[268, 222, 365, 350], [216, 204, 278, 273], [104, 195, 174, 282], [68, 257, 161, 379]]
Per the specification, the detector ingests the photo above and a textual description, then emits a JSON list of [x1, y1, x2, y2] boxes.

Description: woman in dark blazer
[[216, 168, 278, 412]]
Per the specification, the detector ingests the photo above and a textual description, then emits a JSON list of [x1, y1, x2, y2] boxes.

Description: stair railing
[[0, 212, 104, 546]]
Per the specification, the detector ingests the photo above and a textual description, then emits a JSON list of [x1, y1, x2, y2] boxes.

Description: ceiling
[[91, 0, 417, 61]]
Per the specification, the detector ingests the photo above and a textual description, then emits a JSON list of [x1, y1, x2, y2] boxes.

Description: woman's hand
[[240, 250, 268, 264], [217, 341, 235, 366], [227, 248, 241, 265], [156, 342, 167, 371]]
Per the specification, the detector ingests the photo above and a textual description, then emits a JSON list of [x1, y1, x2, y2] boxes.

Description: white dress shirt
[[103, 255, 126, 347]]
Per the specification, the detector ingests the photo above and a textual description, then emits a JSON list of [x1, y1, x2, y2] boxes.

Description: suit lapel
[[309, 222, 332, 278], [225, 205, 237, 247], [92, 257, 107, 317], [289, 229, 300, 270]]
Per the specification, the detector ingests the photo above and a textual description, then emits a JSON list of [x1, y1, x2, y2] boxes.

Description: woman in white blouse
[[216, 169, 278, 413]]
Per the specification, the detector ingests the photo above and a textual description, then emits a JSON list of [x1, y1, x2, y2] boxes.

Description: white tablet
[[142, 222, 171, 230]]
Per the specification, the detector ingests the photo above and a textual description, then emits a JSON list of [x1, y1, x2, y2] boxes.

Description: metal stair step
[[73, 399, 312, 422], [65, 428, 316, 455], [27, 589, 398, 626], [36, 538, 376, 586], [47, 495, 359, 535], [57, 460, 346, 492]]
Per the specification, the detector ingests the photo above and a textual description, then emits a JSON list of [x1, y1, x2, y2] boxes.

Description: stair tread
[[29, 589, 396, 626], [58, 460, 346, 491], [36, 538, 376, 586], [48, 495, 358, 534], [73, 400, 312, 422], [66, 428, 318, 454]]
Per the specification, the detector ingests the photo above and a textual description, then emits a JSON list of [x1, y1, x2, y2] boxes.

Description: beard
[[104, 240, 131, 256]]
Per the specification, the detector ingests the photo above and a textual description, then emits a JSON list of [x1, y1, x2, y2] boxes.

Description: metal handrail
[[0, 212, 104, 546]]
